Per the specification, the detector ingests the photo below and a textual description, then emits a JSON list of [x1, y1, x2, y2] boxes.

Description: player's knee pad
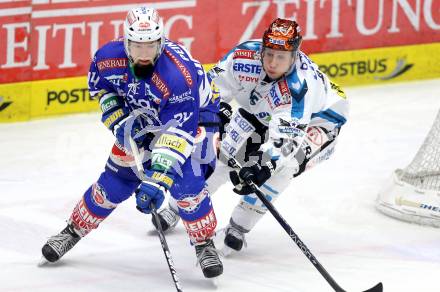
[[230, 199, 266, 232], [69, 170, 139, 237], [176, 187, 218, 244]]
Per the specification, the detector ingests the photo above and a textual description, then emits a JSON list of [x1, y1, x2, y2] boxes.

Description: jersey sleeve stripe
[[168, 127, 195, 143], [311, 109, 347, 128]]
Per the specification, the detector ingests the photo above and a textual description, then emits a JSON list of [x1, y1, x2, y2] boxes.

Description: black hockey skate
[[224, 224, 246, 251], [41, 224, 81, 262], [195, 239, 223, 278], [152, 207, 180, 232]]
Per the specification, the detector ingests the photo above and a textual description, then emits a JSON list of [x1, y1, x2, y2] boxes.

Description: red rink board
[[1, 0, 439, 84]]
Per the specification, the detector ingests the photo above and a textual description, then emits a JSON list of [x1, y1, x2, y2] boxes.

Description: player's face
[[128, 40, 160, 66], [262, 48, 295, 80]]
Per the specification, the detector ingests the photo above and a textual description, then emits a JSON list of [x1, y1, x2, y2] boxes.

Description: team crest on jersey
[[278, 118, 307, 138], [125, 80, 155, 110]]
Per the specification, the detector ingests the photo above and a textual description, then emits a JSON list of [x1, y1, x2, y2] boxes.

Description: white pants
[[218, 135, 338, 233]]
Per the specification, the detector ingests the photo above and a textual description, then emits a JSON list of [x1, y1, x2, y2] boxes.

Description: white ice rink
[[1, 79, 440, 292]]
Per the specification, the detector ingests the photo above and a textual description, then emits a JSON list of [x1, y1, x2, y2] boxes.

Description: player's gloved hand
[[229, 157, 276, 195], [112, 115, 144, 149], [218, 101, 233, 145], [101, 104, 128, 132], [219, 101, 233, 126], [135, 169, 173, 214], [101, 103, 144, 149], [135, 181, 167, 214]]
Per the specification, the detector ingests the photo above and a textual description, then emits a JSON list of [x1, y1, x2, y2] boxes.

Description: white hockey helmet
[[123, 7, 165, 63]]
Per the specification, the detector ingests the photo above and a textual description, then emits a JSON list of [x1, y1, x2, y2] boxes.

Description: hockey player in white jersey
[[156, 18, 349, 252], [217, 18, 349, 251]]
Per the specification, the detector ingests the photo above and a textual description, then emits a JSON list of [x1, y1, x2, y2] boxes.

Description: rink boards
[[1, 42, 439, 123]]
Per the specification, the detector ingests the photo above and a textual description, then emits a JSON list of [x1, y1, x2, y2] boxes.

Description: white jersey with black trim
[[210, 40, 349, 171]]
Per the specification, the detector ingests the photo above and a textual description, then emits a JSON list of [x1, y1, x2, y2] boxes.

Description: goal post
[[376, 110, 440, 227]]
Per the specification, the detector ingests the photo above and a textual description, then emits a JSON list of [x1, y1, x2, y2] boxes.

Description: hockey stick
[[228, 157, 383, 292], [129, 138, 183, 292]]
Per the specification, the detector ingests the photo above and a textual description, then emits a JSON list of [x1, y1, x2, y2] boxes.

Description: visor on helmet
[[127, 40, 160, 64]]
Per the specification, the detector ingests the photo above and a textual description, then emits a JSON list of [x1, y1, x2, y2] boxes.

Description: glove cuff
[[141, 181, 167, 193], [219, 102, 233, 123], [144, 169, 174, 189], [111, 115, 130, 136]]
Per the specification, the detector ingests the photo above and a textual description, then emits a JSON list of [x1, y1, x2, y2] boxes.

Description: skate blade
[[38, 256, 49, 267], [208, 275, 221, 288]]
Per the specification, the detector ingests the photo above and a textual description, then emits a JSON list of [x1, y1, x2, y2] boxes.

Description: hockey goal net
[[376, 110, 440, 227]]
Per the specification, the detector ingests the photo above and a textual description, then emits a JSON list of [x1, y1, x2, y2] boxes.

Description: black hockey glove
[[219, 101, 233, 140], [229, 158, 276, 195], [219, 102, 233, 123]]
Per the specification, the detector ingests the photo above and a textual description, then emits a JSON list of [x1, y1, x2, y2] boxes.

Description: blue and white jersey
[[88, 37, 219, 180], [210, 40, 349, 169]]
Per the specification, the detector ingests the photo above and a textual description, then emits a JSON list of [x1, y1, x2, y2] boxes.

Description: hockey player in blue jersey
[[155, 18, 349, 253], [41, 6, 223, 278]]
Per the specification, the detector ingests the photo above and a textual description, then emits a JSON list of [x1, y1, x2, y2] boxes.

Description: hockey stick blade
[[228, 157, 384, 292], [362, 282, 383, 292], [38, 256, 49, 267]]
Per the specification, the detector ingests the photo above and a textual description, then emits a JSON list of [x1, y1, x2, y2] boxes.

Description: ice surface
[[1, 79, 439, 292]]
